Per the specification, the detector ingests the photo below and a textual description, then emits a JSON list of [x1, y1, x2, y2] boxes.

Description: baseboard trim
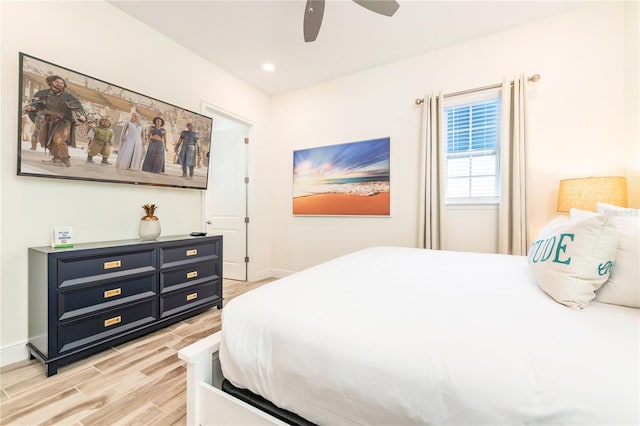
[[268, 269, 295, 279], [249, 268, 294, 282], [0, 340, 29, 368]]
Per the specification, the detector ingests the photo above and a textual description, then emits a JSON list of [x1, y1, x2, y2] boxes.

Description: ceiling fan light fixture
[[353, 0, 400, 17], [303, 0, 400, 43], [303, 0, 325, 42]]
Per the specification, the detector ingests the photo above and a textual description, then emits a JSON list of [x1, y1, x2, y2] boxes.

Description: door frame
[[200, 101, 254, 281]]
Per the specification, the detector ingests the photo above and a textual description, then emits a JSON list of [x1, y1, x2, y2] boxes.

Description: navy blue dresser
[[28, 235, 223, 376]]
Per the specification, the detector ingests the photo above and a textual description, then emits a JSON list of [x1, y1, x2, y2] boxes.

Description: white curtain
[[498, 75, 529, 255], [418, 93, 444, 249]]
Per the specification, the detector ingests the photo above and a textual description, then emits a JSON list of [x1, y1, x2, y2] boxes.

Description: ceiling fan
[[304, 0, 400, 42]]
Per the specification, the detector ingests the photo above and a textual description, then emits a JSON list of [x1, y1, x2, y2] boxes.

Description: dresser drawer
[[160, 261, 219, 292], [160, 281, 221, 318], [57, 248, 156, 286], [58, 273, 157, 321], [58, 299, 157, 354], [159, 238, 220, 267]]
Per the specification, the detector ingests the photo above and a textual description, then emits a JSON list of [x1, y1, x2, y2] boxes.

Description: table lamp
[[557, 176, 628, 212]]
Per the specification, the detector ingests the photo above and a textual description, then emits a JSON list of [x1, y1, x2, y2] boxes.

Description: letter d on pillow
[[528, 213, 618, 309]]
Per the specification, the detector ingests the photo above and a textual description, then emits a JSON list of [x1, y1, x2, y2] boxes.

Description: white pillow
[[569, 207, 599, 221], [594, 202, 640, 308], [528, 213, 618, 309]]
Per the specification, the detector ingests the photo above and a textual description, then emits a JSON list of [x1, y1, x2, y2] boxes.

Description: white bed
[[180, 245, 639, 425]]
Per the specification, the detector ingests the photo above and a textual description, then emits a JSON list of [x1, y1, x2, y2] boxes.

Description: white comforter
[[220, 247, 640, 425]]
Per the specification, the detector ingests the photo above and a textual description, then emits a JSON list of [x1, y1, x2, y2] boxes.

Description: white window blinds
[[444, 91, 501, 202]]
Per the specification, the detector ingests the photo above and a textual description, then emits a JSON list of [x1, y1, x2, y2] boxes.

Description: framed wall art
[[17, 52, 213, 190], [293, 137, 390, 216]]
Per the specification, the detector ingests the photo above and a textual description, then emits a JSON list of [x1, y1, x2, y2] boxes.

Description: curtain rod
[[414, 74, 540, 105]]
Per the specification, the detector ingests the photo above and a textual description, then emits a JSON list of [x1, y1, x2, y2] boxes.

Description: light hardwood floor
[[0, 278, 273, 426]]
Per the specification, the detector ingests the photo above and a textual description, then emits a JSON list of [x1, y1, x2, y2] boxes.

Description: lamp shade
[[557, 176, 628, 212]]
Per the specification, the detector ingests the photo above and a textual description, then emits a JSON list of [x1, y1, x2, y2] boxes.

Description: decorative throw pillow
[[593, 203, 640, 308], [528, 213, 618, 309]]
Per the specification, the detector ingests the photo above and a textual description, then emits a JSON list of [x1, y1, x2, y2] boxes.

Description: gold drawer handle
[[186, 249, 198, 256], [104, 260, 122, 270], [186, 271, 198, 279], [104, 316, 122, 327], [104, 288, 122, 298], [186, 292, 198, 301]]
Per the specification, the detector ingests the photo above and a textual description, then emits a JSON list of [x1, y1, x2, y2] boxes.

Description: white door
[[205, 114, 248, 281]]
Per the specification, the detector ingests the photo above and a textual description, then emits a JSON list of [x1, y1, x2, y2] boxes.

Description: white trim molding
[[0, 340, 30, 368]]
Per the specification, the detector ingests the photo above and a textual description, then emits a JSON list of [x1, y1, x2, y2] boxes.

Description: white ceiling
[[108, 0, 590, 96]]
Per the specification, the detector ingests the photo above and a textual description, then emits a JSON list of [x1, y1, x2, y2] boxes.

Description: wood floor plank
[[139, 352, 183, 377], [115, 328, 184, 353], [55, 346, 122, 376], [16, 389, 105, 426], [106, 401, 163, 426], [0, 278, 274, 425], [0, 360, 42, 389], [74, 367, 147, 398], [78, 365, 185, 425], [1, 387, 90, 425], [173, 324, 222, 349], [93, 345, 173, 374], [153, 391, 187, 426], [150, 374, 186, 408], [172, 315, 221, 337], [1, 367, 98, 416]]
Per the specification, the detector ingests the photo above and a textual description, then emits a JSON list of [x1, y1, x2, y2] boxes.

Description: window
[[444, 91, 501, 203]]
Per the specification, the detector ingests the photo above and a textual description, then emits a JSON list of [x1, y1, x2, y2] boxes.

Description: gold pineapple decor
[[141, 204, 158, 220], [139, 204, 161, 240]]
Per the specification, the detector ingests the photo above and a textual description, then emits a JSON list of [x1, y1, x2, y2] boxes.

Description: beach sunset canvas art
[[293, 137, 390, 215]]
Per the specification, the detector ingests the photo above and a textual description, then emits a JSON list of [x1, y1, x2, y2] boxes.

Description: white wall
[[269, 2, 639, 273], [0, 1, 273, 366]]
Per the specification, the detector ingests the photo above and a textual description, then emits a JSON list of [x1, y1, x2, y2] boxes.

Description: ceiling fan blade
[[352, 0, 399, 17], [304, 0, 325, 42]]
